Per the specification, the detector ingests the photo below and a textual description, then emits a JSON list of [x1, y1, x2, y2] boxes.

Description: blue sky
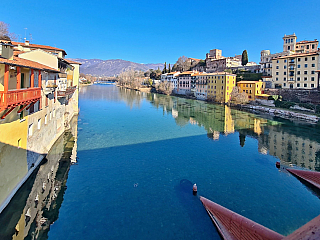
[[2, 0, 320, 65]]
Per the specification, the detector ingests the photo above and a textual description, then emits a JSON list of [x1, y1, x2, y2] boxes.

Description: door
[[21, 73, 25, 88]]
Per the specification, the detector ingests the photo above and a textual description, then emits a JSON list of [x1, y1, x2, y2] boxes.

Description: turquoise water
[[46, 85, 320, 239], [2, 84, 320, 239]]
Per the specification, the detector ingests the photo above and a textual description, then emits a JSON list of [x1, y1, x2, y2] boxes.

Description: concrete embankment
[[241, 104, 319, 123]]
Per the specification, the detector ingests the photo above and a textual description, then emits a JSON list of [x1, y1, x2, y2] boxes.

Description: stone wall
[[265, 89, 320, 104]]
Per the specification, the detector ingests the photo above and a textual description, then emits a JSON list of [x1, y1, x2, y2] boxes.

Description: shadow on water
[[174, 179, 222, 240]]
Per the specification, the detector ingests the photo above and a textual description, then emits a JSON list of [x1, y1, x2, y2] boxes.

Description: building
[[237, 80, 266, 100], [177, 71, 198, 95], [0, 40, 80, 213], [206, 72, 236, 103], [271, 52, 319, 89], [195, 73, 208, 100], [260, 33, 319, 86]]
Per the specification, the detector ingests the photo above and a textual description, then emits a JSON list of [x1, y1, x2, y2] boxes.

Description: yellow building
[[206, 72, 236, 103], [237, 80, 265, 100]]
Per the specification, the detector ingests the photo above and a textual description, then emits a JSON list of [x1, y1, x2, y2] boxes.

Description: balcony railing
[[57, 86, 76, 98], [0, 88, 41, 112]]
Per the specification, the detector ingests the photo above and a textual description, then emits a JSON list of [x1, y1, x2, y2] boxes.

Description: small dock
[[287, 168, 320, 190]]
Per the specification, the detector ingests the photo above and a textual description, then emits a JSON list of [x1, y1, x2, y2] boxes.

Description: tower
[[283, 34, 297, 52]]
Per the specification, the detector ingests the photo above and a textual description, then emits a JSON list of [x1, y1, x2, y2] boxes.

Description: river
[[1, 84, 320, 239]]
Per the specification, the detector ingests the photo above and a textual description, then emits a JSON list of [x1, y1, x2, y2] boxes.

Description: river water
[[1, 84, 320, 239]]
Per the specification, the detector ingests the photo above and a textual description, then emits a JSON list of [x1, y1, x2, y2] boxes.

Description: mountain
[[69, 58, 164, 77]]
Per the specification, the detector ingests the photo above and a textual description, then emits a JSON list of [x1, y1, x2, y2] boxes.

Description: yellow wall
[[19, 50, 58, 70], [207, 74, 236, 103], [237, 81, 265, 100]]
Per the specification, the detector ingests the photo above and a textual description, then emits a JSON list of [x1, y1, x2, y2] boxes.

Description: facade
[[195, 73, 208, 100], [237, 80, 266, 100], [177, 71, 197, 95], [271, 52, 319, 89], [0, 40, 80, 213], [206, 72, 236, 103]]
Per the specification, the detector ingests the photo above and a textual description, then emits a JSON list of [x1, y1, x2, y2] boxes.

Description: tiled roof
[[0, 56, 60, 72], [11, 41, 67, 54], [297, 40, 318, 44], [274, 52, 318, 59], [237, 81, 261, 84], [65, 59, 82, 65]]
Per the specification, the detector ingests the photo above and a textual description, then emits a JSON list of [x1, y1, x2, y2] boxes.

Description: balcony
[[57, 86, 76, 98], [0, 88, 41, 114]]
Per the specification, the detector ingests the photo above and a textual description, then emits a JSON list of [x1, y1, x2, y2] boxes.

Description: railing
[[57, 86, 76, 98], [0, 88, 41, 110]]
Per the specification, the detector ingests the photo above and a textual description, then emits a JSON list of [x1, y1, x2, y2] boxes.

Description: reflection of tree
[[239, 134, 246, 147]]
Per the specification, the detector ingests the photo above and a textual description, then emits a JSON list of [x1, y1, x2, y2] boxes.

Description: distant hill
[[69, 58, 164, 77]]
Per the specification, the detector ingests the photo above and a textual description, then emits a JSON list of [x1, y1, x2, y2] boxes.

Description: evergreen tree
[[168, 63, 171, 73], [241, 50, 248, 66], [162, 62, 167, 74]]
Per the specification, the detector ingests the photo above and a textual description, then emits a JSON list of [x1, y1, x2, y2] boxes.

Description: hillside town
[[156, 33, 319, 104]]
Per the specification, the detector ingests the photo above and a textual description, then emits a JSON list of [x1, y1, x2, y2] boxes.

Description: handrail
[[0, 88, 41, 109]]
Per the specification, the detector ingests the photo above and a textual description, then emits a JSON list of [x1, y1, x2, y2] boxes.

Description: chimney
[[25, 40, 30, 46], [0, 42, 14, 60]]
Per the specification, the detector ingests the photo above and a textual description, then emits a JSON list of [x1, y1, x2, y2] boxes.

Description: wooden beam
[[31, 69, 34, 88], [17, 104, 28, 113], [16, 66, 21, 89], [4, 65, 9, 93], [1, 106, 15, 119]]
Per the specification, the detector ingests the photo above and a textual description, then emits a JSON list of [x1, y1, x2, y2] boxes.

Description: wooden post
[[16, 66, 21, 89], [31, 69, 34, 88], [4, 65, 9, 93], [38, 70, 42, 89]]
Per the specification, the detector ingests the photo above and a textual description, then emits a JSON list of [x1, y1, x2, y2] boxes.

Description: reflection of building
[[257, 125, 320, 170], [0, 116, 77, 239]]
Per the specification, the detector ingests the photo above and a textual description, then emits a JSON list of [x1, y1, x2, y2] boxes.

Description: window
[[284, 66, 287, 69], [28, 124, 33, 136], [284, 83, 286, 87], [291, 39, 293, 43], [305, 64, 308, 68], [312, 56, 315, 60], [297, 77, 300, 81], [307, 45, 310, 49], [284, 72, 286, 75], [297, 71, 300, 75], [284, 60, 287, 63], [304, 71, 307, 75], [304, 84, 307, 87], [249, 90, 252, 93], [304, 77, 307, 81], [312, 45, 315, 49], [312, 64, 315, 67], [221, 86, 223, 90], [311, 77, 315, 81], [297, 83, 300, 87], [38, 119, 41, 129], [276, 77, 278, 81], [305, 57, 308, 61], [297, 64, 300, 68], [298, 58, 301, 62], [311, 71, 315, 74], [276, 72, 279, 75], [276, 66, 279, 69], [276, 60, 279, 63], [311, 84, 315, 88]]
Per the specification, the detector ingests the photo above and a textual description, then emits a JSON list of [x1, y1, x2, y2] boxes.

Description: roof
[[65, 59, 82, 65], [297, 40, 318, 44], [188, 58, 202, 61], [0, 56, 60, 72], [237, 81, 262, 84], [208, 72, 237, 76], [274, 52, 318, 60], [200, 196, 284, 240], [262, 76, 272, 78], [11, 41, 67, 55]]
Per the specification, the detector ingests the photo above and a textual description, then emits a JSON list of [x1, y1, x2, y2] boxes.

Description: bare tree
[[174, 56, 191, 72], [0, 21, 16, 40], [229, 86, 249, 104], [157, 81, 173, 95]]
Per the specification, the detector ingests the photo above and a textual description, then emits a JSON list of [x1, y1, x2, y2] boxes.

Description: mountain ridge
[[69, 58, 164, 77]]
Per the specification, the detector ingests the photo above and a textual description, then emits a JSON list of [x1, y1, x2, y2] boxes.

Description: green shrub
[[275, 100, 296, 109], [298, 103, 315, 110]]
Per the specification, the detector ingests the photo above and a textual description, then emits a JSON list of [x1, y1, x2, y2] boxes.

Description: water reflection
[[113, 87, 320, 171], [0, 116, 78, 240]]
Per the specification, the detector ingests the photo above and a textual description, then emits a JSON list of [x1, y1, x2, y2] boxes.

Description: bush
[[298, 103, 315, 110], [316, 105, 320, 114], [274, 100, 295, 109]]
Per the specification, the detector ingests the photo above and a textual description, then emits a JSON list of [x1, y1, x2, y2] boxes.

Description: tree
[[0, 21, 16, 40], [242, 50, 248, 66], [229, 86, 249, 104], [168, 63, 171, 73], [174, 56, 191, 72], [162, 62, 167, 74]]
